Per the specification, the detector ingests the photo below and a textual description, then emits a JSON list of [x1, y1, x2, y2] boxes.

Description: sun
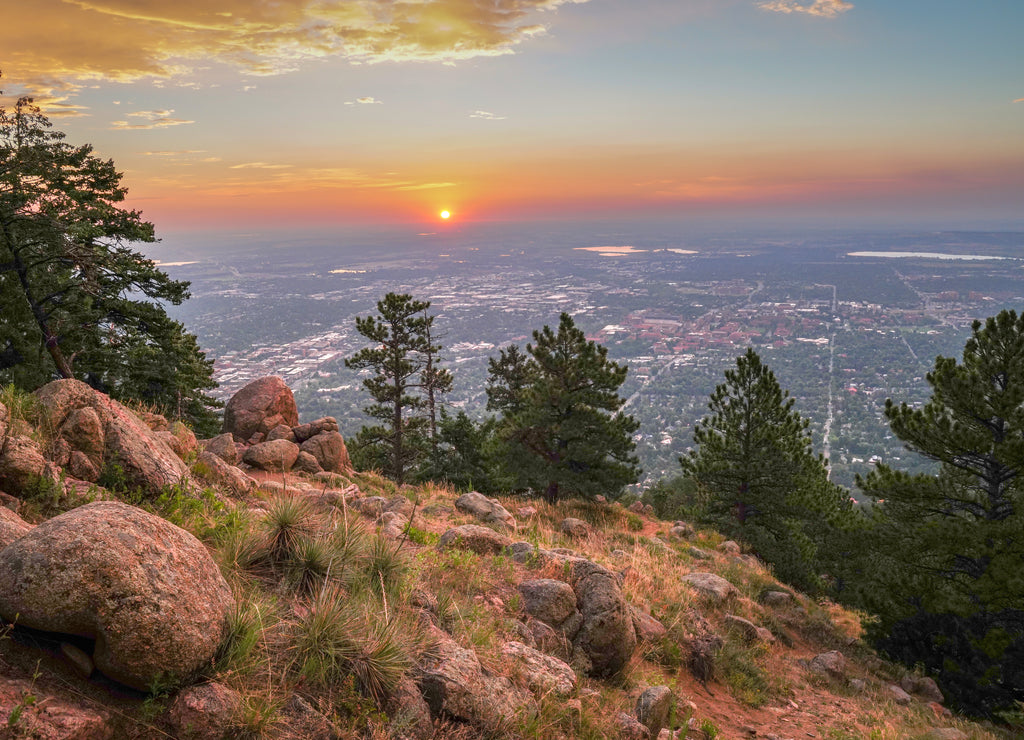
[[439, 210, 451, 220]]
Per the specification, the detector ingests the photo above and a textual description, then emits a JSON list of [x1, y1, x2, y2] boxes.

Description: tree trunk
[[545, 480, 559, 504], [13, 253, 73, 379]]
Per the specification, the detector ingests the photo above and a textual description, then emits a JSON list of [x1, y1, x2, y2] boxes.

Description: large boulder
[[299, 431, 352, 473], [437, 525, 512, 555], [455, 491, 516, 531], [203, 433, 240, 465], [242, 438, 300, 472], [193, 451, 256, 497], [34, 379, 190, 497], [518, 579, 582, 635], [500, 641, 577, 697], [567, 558, 637, 677], [417, 626, 534, 731], [0, 506, 32, 549], [222, 376, 298, 443], [0, 501, 234, 690], [0, 435, 58, 496]]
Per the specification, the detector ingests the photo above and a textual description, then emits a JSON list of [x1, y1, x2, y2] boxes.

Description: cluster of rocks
[[218, 375, 351, 476]]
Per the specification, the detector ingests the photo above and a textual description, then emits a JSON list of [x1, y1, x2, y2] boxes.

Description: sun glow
[[440, 210, 451, 220]]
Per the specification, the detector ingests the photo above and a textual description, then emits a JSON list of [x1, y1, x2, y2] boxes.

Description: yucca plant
[[285, 534, 339, 596], [361, 536, 409, 601], [260, 495, 318, 565]]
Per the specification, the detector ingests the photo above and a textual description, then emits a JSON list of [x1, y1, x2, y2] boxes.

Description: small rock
[[437, 524, 512, 555], [455, 491, 516, 531], [281, 693, 339, 740], [516, 506, 537, 518], [809, 651, 847, 680], [519, 579, 579, 627], [630, 606, 668, 643], [292, 450, 323, 475], [886, 683, 913, 705], [501, 641, 577, 697], [724, 614, 764, 644], [0, 676, 112, 739], [266, 423, 296, 442], [668, 523, 694, 539], [687, 546, 712, 560], [848, 678, 867, 693], [387, 677, 433, 740], [560, 517, 591, 538], [682, 572, 738, 603], [203, 433, 240, 465], [60, 642, 94, 678], [761, 590, 794, 606], [718, 540, 741, 554], [635, 685, 673, 740], [617, 711, 650, 740], [168, 682, 241, 740]]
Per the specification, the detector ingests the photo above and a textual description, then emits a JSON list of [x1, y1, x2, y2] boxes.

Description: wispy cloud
[[470, 110, 507, 120], [229, 162, 294, 170], [1014, 98, 1024, 103], [357, 96, 381, 104], [140, 150, 207, 156], [111, 109, 194, 129], [758, 0, 853, 18], [3, 0, 593, 102]]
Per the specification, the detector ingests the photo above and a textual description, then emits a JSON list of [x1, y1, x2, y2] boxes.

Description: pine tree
[[418, 308, 452, 460], [681, 348, 846, 590], [346, 293, 432, 484], [491, 313, 639, 503], [858, 310, 1024, 716], [0, 91, 219, 431]]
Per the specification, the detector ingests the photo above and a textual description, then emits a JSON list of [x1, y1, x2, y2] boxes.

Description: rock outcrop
[[0, 501, 234, 690], [33, 379, 190, 496], [222, 376, 299, 443], [455, 491, 516, 531]]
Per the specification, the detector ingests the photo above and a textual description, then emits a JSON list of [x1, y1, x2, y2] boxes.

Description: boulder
[[518, 579, 582, 634], [137, 411, 170, 431], [560, 517, 591, 538], [292, 417, 339, 443], [292, 451, 323, 475], [516, 505, 537, 519], [617, 711, 650, 740], [0, 501, 234, 690], [0, 435, 57, 496], [203, 433, 240, 465], [417, 626, 534, 731], [500, 641, 577, 697], [242, 438, 300, 472], [384, 495, 415, 517], [0, 506, 32, 549], [193, 451, 255, 497], [59, 406, 105, 469], [635, 686, 674, 740], [809, 651, 847, 680], [168, 681, 241, 739], [900, 675, 944, 704], [299, 431, 352, 473], [628, 501, 645, 514], [886, 683, 913, 705], [718, 540, 741, 554], [156, 422, 199, 461], [265, 424, 296, 443], [387, 677, 434, 740], [682, 572, 738, 603], [670, 521, 695, 538], [568, 558, 637, 677], [67, 450, 100, 482], [0, 676, 113, 740], [222, 376, 299, 443], [760, 590, 794, 607], [437, 525, 512, 555], [35, 379, 190, 497], [687, 546, 712, 560], [724, 614, 764, 644], [630, 606, 668, 643], [455, 491, 516, 531]]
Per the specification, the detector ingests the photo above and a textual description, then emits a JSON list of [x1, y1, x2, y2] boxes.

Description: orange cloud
[[2, 0, 591, 102], [758, 0, 853, 18]]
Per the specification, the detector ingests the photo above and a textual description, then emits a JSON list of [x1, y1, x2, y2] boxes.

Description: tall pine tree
[[681, 348, 848, 590], [346, 293, 432, 484], [858, 309, 1024, 717], [489, 313, 639, 503]]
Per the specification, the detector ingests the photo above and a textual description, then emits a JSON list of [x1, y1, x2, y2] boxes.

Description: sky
[[2, 0, 1023, 233]]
